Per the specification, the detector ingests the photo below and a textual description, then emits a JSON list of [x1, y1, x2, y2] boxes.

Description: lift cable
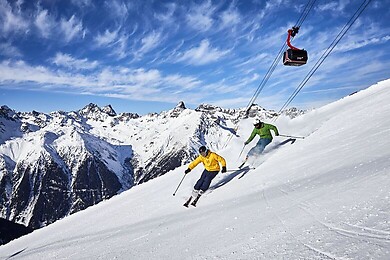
[[274, 0, 373, 120]]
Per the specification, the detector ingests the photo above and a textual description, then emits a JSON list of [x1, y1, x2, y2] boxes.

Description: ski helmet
[[253, 118, 262, 126], [199, 146, 207, 154]]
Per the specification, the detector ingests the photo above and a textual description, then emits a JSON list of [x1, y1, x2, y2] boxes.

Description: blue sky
[[0, 0, 389, 115]]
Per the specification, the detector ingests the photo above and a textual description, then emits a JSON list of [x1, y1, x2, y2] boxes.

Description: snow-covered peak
[[175, 101, 186, 109], [196, 103, 229, 113], [0, 105, 18, 120], [162, 101, 187, 118], [116, 112, 140, 121], [78, 103, 117, 122], [102, 105, 117, 116]]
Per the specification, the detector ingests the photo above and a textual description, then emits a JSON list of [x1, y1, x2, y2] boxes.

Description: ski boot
[[190, 194, 202, 207], [183, 196, 192, 208]]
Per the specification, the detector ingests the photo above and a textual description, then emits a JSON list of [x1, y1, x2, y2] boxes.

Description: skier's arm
[[188, 156, 202, 170], [216, 154, 226, 167], [212, 153, 226, 173], [219, 155, 227, 173], [271, 125, 279, 136], [245, 129, 257, 144]]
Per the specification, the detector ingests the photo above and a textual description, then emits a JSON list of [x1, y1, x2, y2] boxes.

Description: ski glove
[[221, 166, 227, 173], [185, 168, 191, 174]]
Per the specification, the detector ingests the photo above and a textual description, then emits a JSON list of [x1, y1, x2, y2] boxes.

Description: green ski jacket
[[245, 123, 279, 144]]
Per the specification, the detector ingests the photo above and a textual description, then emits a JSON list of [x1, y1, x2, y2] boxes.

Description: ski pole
[[225, 168, 255, 172], [173, 174, 186, 196], [238, 144, 246, 159], [279, 134, 305, 139]]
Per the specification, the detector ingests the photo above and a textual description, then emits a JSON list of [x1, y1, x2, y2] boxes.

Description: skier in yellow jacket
[[183, 146, 226, 207]]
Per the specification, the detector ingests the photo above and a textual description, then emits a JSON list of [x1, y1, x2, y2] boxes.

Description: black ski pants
[[194, 169, 218, 192]]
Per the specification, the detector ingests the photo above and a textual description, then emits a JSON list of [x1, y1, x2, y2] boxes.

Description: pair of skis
[[183, 194, 201, 208], [238, 156, 249, 169]]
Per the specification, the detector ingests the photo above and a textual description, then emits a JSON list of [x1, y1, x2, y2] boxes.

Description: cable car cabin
[[283, 26, 308, 66], [283, 48, 308, 66]]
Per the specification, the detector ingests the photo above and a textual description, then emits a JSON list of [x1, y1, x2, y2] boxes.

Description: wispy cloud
[[60, 15, 85, 43], [51, 53, 99, 70], [335, 35, 390, 52], [94, 28, 120, 47], [316, 0, 350, 13], [105, 0, 129, 21], [219, 5, 241, 30], [0, 0, 29, 35], [0, 59, 206, 103], [34, 8, 55, 38], [111, 35, 130, 59], [177, 39, 230, 65], [186, 0, 215, 32], [154, 3, 177, 24], [136, 31, 163, 57], [0, 42, 22, 57], [0, 60, 87, 87], [71, 0, 93, 8], [164, 74, 201, 91], [257, 0, 284, 20]]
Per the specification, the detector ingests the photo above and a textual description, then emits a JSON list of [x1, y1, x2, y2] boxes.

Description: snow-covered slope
[[1, 79, 389, 259], [1, 100, 288, 229]]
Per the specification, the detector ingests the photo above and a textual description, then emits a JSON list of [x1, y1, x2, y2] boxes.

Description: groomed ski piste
[[1, 79, 390, 259]]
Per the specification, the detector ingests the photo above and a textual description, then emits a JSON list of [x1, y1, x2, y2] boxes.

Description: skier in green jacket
[[244, 118, 279, 159]]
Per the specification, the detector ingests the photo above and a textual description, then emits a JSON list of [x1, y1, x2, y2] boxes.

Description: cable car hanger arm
[[286, 27, 301, 50]]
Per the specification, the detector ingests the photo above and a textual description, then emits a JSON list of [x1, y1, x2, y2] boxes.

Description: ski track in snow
[[263, 171, 390, 259], [261, 189, 341, 260]]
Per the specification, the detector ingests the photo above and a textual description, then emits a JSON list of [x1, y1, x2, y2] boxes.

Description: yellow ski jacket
[[188, 151, 226, 172]]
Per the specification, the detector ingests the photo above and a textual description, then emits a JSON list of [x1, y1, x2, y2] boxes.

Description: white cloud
[[0, 59, 208, 103], [111, 35, 129, 59], [0, 0, 29, 35], [257, 0, 284, 20], [154, 3, 177, 23], [94, 27, 133, 59], [94, 28, 120, 47], [164, 74, 201, 90], [60, 15, 85, 43], [316, 2, 338, 12], [106, 0, 128, 20], [264, 0, 283, 11], [186, 0, 215, 32], [137, 31, 163, 56], [335, 35, 390, 52], [316, 0, 350, 12], [0, 59, 86, 87], [178, 39, 230, 65], [219, 6, 240, 30], [35, 9, 55, 38], [0, 42, 22, 57], [71, 0, 92, 8], [51, 53, 99, 70], [130, 68, 161, 86]]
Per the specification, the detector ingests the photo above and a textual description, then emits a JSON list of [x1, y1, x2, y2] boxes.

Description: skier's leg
[[247, 145, 261, 158], [257, 138, 272, 154], [192, 189, 200, 197], [193, 170, 208, 191], [200, 171, 219, 193], [247, 138, 272, 158]]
